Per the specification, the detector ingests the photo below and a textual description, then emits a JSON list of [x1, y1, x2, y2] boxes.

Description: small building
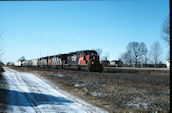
[[101, 60, 110, 66], [110, 60, 123, 67], [14, 61, 22, 67]]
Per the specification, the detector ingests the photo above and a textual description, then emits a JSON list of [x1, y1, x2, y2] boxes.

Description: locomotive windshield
[[85, 51, 98, 56]]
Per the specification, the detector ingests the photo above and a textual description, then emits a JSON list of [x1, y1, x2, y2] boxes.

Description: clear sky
[[0, 0, 169, 64]]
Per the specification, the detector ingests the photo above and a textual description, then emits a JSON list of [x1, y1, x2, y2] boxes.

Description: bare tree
[[162, 16, 170, 60], [140, 42, 148, 65], [150, 41, 162, 67], [95, 48, 103, 60], [102, 56, 108, 61], [162, 16, 170, 45], [102, 51, 109, 61], [95, 48, 103, 56], [121, 51, 133, 65], [143, 54, 149, 65], [18, 56, 26, 62], [126, 42, 148, 67]]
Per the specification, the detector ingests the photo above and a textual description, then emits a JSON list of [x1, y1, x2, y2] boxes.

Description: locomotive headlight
[[91, 62, 94, 64]]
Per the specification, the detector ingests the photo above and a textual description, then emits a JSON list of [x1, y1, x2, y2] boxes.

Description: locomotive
[[21, 50, 103, 72]]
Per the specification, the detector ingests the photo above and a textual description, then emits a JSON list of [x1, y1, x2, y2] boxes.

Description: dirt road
[[1, 67, 106, 113]]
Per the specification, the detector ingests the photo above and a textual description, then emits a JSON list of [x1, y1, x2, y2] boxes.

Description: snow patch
[[2, 67, 107, 113], [54, 74, 65, 77], [126, 102, 148, 109], [74, 83, 85, 87], [91, 92, 103, 97]]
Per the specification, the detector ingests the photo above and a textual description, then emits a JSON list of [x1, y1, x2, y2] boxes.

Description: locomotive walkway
[[1, 67, 106, 113]]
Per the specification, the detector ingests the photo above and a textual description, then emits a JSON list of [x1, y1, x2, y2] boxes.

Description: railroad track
[[22, 66, 169, 75]]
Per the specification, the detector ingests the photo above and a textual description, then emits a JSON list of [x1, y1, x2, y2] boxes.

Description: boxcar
[[24, 60, 30, 66], [32, 59, 38, 67], [49, 55, 62, 68], [14, 61, 22, 67], [40, 57, 48, 67], [28, 60, 33, 66]]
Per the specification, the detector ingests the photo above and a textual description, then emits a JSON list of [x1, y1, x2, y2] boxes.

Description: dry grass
[[11, 66, 170, 113]]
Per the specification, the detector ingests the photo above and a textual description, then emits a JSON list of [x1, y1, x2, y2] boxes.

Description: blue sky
[[0, 0, 169, 64]]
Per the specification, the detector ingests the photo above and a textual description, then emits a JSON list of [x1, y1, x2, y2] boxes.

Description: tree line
[[120, 41, 163, 67], [120, 16, 169, 67]]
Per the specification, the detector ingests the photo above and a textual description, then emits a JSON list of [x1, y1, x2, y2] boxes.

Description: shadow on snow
[[0, 88, 73, 107]]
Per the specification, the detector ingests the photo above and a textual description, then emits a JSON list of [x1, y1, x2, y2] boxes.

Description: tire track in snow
[[7, 75, 41, 113]]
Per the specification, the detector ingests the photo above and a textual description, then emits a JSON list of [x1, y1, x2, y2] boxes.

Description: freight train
[[12, 50, 103, 72]]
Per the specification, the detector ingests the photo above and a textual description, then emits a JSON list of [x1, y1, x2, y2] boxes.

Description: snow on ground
[[2, 67, 107, 113]]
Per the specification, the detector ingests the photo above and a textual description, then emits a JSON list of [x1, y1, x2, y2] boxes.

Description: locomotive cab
[[81, 51, 102, 72]]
